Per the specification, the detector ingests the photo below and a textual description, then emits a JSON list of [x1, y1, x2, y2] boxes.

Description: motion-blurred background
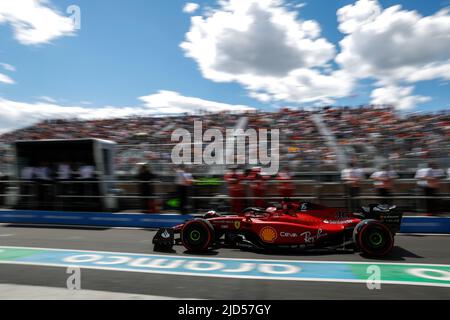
[[0, 105, 448, 215]]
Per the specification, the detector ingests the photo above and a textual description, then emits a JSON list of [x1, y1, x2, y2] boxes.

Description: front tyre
[[353, 220, 394, 257], [181, 219, 215, 252]]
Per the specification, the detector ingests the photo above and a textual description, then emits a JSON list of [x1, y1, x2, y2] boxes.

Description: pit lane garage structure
[[7, 139, 117, 211]]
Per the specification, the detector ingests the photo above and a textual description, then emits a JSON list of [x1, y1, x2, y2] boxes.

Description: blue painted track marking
[[1, 246, 450, 287]]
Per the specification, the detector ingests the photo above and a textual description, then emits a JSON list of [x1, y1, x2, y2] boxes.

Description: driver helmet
[[204, 210, 219, 219]]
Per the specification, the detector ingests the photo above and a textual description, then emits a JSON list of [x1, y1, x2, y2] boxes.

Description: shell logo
[[259, 227, 278, 243]]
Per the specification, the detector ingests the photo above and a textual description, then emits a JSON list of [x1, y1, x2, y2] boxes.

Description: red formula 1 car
[[153, 200, 403, 257]]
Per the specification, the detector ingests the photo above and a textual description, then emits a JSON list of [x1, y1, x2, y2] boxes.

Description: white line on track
[[0, 284, 195, 300]]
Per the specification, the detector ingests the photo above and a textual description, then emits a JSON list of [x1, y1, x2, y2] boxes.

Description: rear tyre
[[353, 220, 394, 257], [181, 219, 215, 252]]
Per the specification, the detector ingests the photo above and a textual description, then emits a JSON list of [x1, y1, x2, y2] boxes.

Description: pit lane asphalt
[[0, 224, 449, 299]]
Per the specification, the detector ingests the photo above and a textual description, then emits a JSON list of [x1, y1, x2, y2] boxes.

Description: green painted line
[[0, 248, 43, 261], [350, 264, 450, 285]]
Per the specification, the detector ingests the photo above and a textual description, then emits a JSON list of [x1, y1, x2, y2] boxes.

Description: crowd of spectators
[[0, 103, 449, 214], [321, 105, 450, 170], [0, 105, 449, 175], [246, 109, 337, 171], [0, 113, 244, 174]]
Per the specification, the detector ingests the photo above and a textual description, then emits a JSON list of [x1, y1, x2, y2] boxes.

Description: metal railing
[[1, 179, 449, 214]]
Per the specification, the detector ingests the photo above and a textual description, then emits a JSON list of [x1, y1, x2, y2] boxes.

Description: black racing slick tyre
[[353, 220, 394, 257], [181, 219, 215, 252]]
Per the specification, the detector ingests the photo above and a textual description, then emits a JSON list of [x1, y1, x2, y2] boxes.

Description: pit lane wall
[[0, 210, 189, 229], [0, 210, 450, 234]]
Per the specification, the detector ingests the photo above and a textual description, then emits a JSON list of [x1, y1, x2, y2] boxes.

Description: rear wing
[[360, 204, 403, 234]]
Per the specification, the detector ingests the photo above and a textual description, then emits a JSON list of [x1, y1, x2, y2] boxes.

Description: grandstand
[[0, 105, 449, 213], [0, 105, 448, 175]]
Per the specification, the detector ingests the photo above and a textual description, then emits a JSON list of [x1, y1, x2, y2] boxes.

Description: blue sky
[[0, 0, 260, 108], [0, 0, 450, 132]]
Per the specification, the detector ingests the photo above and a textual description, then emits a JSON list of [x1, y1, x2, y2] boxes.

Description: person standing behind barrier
[[246, 167, 268, 208], [415, 162, 445, 215], [20, 166, 34, 205], [34, 162, 53, 210], [224, 167, 246, 213], [341, 162, 364, 212], [175, 166, 193, 214], [0, 171, 6, 207], [21, 166, 34, 180], [276, 167, 295, 199], [79, 164, 95, 180], [56, 163, 73, 209], [136, 164, 156, 213], [57, 163, 72, 181], [370, 165, 398, 205], [77, 164, 97, 209], [57, 162, 72, 189]]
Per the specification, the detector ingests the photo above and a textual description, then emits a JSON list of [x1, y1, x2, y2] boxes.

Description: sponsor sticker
[[259, 227, 278, 243]]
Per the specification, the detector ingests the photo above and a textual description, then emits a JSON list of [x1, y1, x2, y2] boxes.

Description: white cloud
[[37, 96, 57, 103], [285, 2, 307, 10], [0, 0, 76, 45], [183, 2, 200, 14], [337, 1, 450, 84], [248, 91, 272, 103], [180, 0, 350, 104], [0, 73, 15, 84], [0, 63, 16, 72], [400, 62, 450, 83], [0, 91, 255, 133], [0, 98, 149, 133], [139, 90, 255, 114], [294, 3, 307, 9], [370, 85, 431, 110], [243, 69, 354, 104], [0, 63, 15, 84], [179, 0, 450, 108], [337, 0, 381, 34], [336, 0, 450, 109]]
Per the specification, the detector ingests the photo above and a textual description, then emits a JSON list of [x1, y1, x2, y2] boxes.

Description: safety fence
[[1, 179, 450, 214]]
